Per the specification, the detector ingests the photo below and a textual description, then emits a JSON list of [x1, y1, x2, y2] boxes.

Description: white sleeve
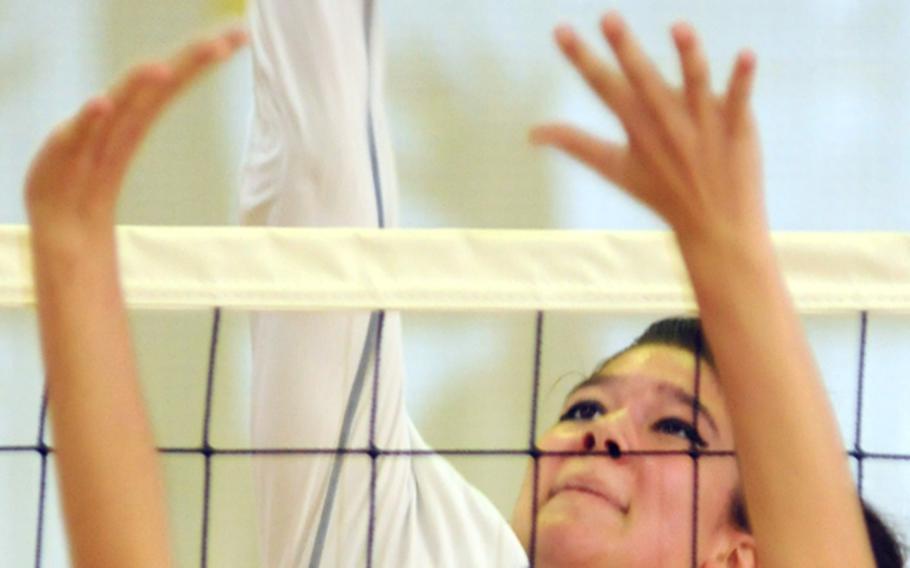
[[240, 0, 412, 565], [240, 0, 398, 229], [240, 1, 526, 566]]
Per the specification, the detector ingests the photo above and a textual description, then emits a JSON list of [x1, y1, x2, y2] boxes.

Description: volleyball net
[[1, 227, 909, 566]]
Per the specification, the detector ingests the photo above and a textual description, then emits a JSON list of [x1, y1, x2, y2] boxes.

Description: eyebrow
[[567, 373, 720, 436]]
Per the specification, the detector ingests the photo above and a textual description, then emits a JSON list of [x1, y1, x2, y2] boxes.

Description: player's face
[[511, 345, 751, 567]]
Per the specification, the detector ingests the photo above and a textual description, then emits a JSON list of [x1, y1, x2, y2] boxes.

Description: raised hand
[[532, 15, 880, 568], [531, 13, 765, 247], [25, 27, 248, 255], [25, 28, 247, 568]]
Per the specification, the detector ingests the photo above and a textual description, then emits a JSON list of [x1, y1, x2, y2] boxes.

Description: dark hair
[[594, 316, 715, 374], [731, 491, 906, 567], [601, 317, 906, 566], [634, 317, 714, 366], [863, 503, 908, 568]]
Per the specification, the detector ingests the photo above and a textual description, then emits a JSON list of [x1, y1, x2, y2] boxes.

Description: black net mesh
[[3, 308, 909, 566]]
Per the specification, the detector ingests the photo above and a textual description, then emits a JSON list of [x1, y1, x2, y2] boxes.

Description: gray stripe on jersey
[[308, 1, 385, 565], [306, 311, 380, 568]]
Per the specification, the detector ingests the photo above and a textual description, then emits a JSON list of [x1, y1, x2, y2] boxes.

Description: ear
[[701, 529, 757, 568]]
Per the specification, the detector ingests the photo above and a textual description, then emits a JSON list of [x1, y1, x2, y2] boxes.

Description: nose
[[581, 410, 631, 460], [605, 439, 622, 459], [583, 432, 623, 459]]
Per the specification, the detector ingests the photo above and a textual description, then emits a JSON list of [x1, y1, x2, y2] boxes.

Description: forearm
[[679, 231, 873, 568], [32, 233, 172, 568], [24, 26, 244, 567]]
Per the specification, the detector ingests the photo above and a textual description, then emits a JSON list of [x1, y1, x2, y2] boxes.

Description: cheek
[[631, 457, 701, 561], [640, 456, 737, 515], [695, 459, 740, 530], [640, 456, 696, 520], [636, 457, 740, 561]]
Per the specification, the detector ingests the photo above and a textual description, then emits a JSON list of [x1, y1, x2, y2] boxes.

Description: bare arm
[[25, 29, 247, 568], [532, 13, 873, 568]]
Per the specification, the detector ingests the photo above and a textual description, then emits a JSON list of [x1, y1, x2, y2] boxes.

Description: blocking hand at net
[[24, 28, 247, 568], [25, 28, 248, 256], [534, 14, 876, 567], [531, 13, 765, 252]]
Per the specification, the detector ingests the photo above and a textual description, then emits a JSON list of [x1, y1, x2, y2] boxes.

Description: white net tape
[[2, 227, 910, 313]]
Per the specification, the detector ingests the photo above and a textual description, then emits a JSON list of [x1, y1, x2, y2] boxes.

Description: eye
[[653, 418, 708, 448], [559, 400, 607, 422]]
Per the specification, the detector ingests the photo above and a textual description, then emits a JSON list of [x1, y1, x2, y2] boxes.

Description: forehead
[[598, 344, 716, 391], [572, 345, 729, 423]]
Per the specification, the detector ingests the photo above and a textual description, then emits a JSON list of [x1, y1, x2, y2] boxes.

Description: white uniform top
[[239, 1, 529, 566]]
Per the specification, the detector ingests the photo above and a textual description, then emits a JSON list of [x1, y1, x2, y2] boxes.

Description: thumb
[[530, 123, 631, 189]]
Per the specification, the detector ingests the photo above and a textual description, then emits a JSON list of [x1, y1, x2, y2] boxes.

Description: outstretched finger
[[92, 63, 172, 167], [601, 13, 683, 133], [139, 28, 248, 130], [671, 22, 712, 123], [55, 97, 115, 154], [110, 29, 247, 152], [106, 28, 246, 144], [167, 28, 248, 99], [725, 50, 757, 130], [100, 29, 248, 184], [530, 123, 631, 188], [124, 29, 248, 148], [553, 24, 635, 124], [70, 96, 115, 172]]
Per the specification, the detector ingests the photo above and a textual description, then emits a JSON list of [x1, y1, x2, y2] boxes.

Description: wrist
[[675, 221, 772, 265], [29, 222, 117, 265], [30, 227, 120, 302], [675, 225, 778, 297]]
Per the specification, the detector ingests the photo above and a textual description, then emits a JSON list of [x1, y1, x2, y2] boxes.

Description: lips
[[550, 477, 630, 514]]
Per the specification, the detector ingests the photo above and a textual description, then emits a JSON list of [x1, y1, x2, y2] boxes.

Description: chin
[[532, 505, 623, 567]]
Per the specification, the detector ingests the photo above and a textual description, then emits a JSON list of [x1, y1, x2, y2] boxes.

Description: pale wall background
[[1, 0, 909, 566]]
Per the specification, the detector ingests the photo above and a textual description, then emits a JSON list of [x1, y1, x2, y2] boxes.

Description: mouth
[[551, 482, 629, 515]]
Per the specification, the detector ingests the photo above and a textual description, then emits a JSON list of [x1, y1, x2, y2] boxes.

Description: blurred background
[[1, 0, 909, 565]]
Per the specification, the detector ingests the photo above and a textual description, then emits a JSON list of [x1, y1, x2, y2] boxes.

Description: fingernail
[[740, 49, 756, 67], [670, 22, 689, 42], [212, 40, 232, 60], [529, 128, 553, 147], [602, 11, 622, 26], [227, 27, 249, 45], [601, 11, 624, 37], [554, 24, 575, 44]]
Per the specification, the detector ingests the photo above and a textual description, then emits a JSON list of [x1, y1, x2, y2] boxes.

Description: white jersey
[[239, 1, 528, 566]]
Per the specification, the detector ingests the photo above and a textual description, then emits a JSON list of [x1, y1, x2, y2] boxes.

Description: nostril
[[583, 432, 595, 451], [606, 439, 622, 459]]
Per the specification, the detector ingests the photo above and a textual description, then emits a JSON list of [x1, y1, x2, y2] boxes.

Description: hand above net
[[25, 27, 248, 256], [533, 14, 878, 568], [531, 12, 766, 250], [24, 28, 247, 568]]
